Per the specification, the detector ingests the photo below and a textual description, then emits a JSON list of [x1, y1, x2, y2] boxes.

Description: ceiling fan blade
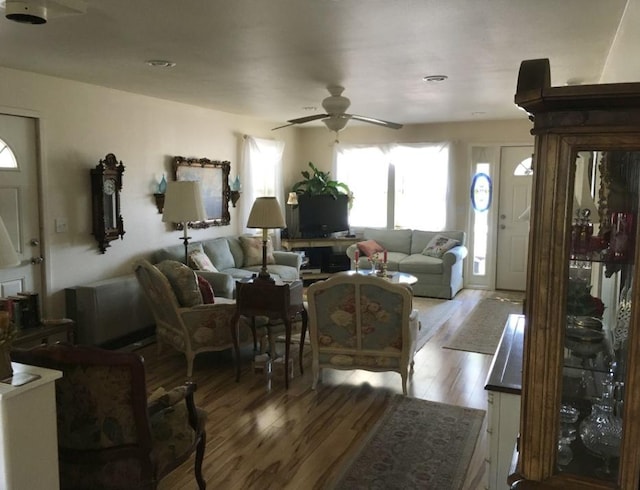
[[350, 114, 403, 129], [272, 113, 329, 130]]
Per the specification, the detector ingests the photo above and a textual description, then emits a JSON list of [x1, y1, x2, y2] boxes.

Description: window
[[0, 139, 17, 169], [336, 143, 449, 230]]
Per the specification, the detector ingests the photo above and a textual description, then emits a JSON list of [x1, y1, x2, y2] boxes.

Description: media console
[[281, 237, 359, 280]]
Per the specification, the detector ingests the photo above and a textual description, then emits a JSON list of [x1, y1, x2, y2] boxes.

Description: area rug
[[332, 395, 485, 490], [443, 297, 523, 355], [413, 297, 461, 352]]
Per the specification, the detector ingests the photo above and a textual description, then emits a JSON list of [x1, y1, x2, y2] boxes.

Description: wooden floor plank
[[147, 288, 513, 489]]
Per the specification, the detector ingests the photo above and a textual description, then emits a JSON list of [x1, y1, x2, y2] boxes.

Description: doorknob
[[30, 239, 39, 246], [500, 214, 507, 219], [500, 224, 506, 229], [30, 256, 44, 265]]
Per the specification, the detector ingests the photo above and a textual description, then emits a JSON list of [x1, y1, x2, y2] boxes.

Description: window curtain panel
[[334, 141, 451, 230], [240, 136, 285, 244]]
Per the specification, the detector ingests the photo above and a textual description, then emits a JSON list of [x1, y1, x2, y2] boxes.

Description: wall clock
[[91, 153, 125, 253]]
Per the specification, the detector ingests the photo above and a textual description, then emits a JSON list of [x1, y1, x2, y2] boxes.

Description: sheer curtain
[[240, 136, 285, 238], [335, 142, 450, 230]]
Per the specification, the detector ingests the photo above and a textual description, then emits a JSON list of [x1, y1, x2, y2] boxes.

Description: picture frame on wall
[[173, 156, 231, 228]]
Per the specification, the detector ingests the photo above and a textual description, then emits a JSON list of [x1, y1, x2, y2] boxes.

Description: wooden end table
[[231, 278, 307, 389]]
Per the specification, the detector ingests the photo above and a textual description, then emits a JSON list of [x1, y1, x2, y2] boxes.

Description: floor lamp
[[247, 197, 286, 282], [0, 215, 20, 380], [162, 181, 208, 264]]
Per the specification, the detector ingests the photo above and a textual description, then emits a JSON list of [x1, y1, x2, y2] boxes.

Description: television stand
[[281, 237, 359, 282]]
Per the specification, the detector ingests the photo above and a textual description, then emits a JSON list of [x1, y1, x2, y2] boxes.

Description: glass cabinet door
[[558, 150, 637, 482]]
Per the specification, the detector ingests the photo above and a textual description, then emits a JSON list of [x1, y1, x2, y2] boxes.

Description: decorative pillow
[[357, 239, 385, 257], [189, 249, 218, 272], [239, 235, 275, 267], [196, 275, 215, 304], [422, 234, 460, 258], [156, 260, 203, 307]]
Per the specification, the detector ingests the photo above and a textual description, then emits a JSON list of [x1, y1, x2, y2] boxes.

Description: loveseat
[[153, 235, 302, 298], [345, 228, 467, 299]]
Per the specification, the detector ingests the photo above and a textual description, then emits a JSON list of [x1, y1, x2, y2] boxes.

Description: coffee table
[[339, 269, 418, 286]]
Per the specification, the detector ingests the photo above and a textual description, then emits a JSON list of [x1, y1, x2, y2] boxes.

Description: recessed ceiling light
[[145, 60, 176, 68], [423, 75, 448, 83]]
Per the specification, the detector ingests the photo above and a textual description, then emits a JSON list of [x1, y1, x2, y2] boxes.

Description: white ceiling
[[0, 0, 636, 128]]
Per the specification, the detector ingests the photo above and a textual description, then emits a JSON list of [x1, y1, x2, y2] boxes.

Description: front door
[[496, 146, 533, 291], [0, 113, 43, 299]]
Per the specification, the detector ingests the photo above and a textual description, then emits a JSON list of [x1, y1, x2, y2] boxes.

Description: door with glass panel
[[0, 113, 42, 299]]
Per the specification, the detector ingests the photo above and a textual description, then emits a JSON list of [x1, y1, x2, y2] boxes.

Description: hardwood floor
[[143, 288, 502, 489]]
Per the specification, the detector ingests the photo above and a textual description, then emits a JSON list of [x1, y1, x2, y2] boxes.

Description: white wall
[[0, 66, 297, 317]]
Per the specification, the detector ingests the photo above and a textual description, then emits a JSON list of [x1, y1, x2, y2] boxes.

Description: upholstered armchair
[[134, 259, 256, 377], [306, 273, 420, 394], [11, 343, 207, 490]]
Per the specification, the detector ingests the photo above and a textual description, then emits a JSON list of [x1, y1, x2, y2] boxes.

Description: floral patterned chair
[[11, 343, 207, 490], [134, 259, 260, 377], [306, 273, 420, 394]]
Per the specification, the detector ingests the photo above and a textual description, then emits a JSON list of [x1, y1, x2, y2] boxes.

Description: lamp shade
[[0, 215, 19, 268], [247, 197, 286, 229], [162, 181, 207, 224], [287, 192, 298, 206]]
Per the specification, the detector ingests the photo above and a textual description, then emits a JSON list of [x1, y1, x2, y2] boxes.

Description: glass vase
[[579, 375, 623, 479]]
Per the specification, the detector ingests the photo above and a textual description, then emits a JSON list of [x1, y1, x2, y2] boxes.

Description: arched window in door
[[0, 139, 17, 169]]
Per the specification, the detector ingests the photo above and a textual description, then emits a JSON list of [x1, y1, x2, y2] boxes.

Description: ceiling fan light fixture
[[146, 59, 176, 68], [323, 116, 348, 132]]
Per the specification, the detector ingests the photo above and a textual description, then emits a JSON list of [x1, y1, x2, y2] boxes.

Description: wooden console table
[[281, 237, 359, 251]]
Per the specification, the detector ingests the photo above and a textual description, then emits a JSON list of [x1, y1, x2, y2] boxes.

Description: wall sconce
[[153, 174, 167, 214], [229, 175, 241, 207]]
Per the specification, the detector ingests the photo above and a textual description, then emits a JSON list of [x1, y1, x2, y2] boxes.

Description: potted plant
[[292, 162, 352, 200]]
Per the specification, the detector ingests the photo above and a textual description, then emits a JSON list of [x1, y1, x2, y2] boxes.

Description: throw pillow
[[189, 249, 218, 272], [156, 260, 203, 307], [422, 234, 460, 258], [196, 275, 216, 304], [357, 239, 385, 257], [240, 235, 275, 267]]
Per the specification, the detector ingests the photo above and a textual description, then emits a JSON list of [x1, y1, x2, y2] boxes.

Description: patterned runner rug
[[332, 396, 485, 490], [413, 297, 461, 352], [443, 296, 523, 355]]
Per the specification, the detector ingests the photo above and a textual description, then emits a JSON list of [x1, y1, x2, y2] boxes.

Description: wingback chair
[[11, 343, 207, 490], [134, 259, 257, 377], [306, 273, 420, 394]]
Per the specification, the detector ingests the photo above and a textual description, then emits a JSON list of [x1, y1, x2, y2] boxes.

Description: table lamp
[[286, 192, 298, 238], [0, 215, 19, 380], [247, 197, 286, 281], [162, 181, 208, 264]]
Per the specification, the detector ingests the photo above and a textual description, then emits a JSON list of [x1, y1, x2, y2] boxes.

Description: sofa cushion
[[422, 234, 461, 258], [239, 236, 275, 267], [156, 261, 203, 307], [398, 254, 444, 275], [364, 228, 413, 255], [189, 249, 218, 272], [203, 238, 236, 271], [357, 239, 385, 257], [196, 275, 215, 304], [155, 242, 205, 265], [225, 236, 245, 268]]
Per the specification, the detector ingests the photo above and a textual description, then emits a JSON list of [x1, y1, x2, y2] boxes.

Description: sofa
[[345, 228, 467, 299], [153, 235, 302, 298]]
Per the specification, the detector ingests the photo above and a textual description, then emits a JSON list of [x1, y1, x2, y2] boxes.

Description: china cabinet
[[510, 59, 640, 489]]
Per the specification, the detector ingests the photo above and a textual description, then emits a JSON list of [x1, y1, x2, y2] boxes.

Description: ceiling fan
[[272, 86, 403, 132]]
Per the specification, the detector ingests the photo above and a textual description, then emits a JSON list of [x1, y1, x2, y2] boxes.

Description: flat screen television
[[298, 194, 349, 237]]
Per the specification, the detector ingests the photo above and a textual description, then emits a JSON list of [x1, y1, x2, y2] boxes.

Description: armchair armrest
[[442, 245, 468, 266], [273, 251, 302, 270], [196, 270, 234, 299]]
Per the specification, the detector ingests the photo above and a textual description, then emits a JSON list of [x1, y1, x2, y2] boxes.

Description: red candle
[[383, 250, 387, 263], [354, 250, 359, 262]]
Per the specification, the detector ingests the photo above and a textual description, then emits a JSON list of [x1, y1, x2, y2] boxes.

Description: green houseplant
[[291, 162, 351, 199]]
